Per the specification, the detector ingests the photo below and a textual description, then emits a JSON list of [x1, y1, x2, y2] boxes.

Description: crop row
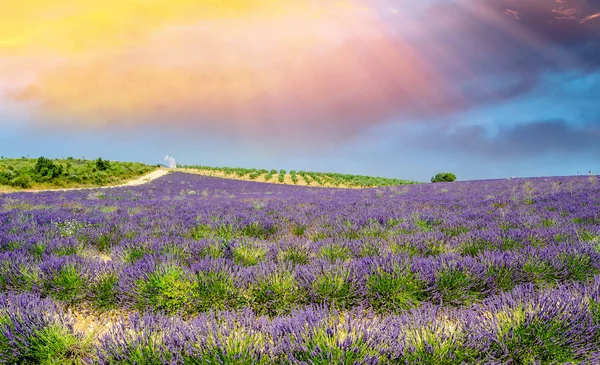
[[3, 277, 600, 364], [180, 164, 419, 187], [1, 242, 598, 316]]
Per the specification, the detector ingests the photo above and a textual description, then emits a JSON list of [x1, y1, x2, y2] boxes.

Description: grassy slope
[[0, 157, 156, 192], [178, 165, 421, 188]]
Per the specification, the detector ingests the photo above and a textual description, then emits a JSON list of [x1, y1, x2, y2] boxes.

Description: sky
[[0, 0, 599, 181]]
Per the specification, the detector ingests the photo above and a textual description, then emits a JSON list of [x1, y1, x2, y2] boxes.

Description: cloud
[[7, 35, 462, 140], [408, 0, 600, 116], [581, 12, 600, 24], [2, 1, 468, 140], [504, 9, 522, 20], [413, 119, 600, 159], [2, 0, 599, 143]]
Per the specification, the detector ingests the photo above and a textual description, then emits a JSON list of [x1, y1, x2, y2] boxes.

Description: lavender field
[[1, 172, 600, 364]]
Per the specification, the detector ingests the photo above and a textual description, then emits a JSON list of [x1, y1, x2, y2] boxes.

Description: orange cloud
[[10, 36, 453, 138], [3, 0, 459, 139]]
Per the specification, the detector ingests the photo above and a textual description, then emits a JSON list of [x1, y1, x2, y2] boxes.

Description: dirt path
[[0, 169, 171, 194], [118, 169, 170, 187]]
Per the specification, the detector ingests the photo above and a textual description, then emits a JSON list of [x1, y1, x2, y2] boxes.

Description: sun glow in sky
[[1, 0, 450, 133], [1, 0, 599, 180]]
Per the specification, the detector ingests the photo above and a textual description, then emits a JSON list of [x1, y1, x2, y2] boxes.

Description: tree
[[96, 158, 110, 171], [431, 172, 456, 183]]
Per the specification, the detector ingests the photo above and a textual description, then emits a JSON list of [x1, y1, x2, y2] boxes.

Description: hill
[[0, 157, 156, 191]]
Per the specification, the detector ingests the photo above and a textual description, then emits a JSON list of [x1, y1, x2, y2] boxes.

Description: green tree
[[431, 172, 456, 183]]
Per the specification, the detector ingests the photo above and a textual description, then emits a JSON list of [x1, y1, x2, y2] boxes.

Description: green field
[[180, 164, 420, 187]]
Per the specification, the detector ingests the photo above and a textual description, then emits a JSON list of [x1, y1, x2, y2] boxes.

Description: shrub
[[250, 270, 302, 315], [0, 294, 88, 364], [34, 156, 63, 180], [366, 267, 426, 313], [10, 175, 32, 188], [312, 268, 357, 309], [431, 172, 457, 183], [0, 157, 154, 189], [135, 265, 195, 314], [319, 244, 353, 263], [433, 267, 486, 306], [278, 246, 310, 266], [89, 273, 119, 311], [194, 270, 241, 312], [43, 264, 86, 304], [232, 243, 267, 266]]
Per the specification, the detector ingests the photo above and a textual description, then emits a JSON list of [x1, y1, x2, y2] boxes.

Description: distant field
[[179, 164, 420, 188], [0, 157, 156, 191]]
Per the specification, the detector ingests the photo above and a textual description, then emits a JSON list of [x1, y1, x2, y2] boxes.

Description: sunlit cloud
[[580, 12, 600, 24], [1, 0, 599, 142]]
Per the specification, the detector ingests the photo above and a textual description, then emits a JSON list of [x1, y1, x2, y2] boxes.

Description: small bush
[[34, 157, 63, 180], [433, 267, 486, 306], [0, 157, 154, 189], [123, 246, 152, 264], [43, 265, 86, 304], [90, 274, 119, 311], [135, 265, 195, 314], [319, 244, 353, 263], [292, 224, 306, 236], [366, 267, 426, 313], [250, 270, 302, 316], [278, 246, 310, 266], [312, 268, 357, 309], [11, 175, 32, 188], [232, 243, 267, 266], [194, 270, 241, 312]]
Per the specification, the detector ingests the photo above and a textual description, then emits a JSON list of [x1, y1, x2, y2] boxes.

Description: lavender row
[[1, 242, 598, 316], [3, 277, 600, 364]]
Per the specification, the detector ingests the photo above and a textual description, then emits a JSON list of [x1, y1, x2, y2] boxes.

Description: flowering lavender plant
[[0, 172, 599, 363]]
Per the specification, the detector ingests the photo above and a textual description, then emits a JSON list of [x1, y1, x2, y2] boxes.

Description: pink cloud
[[580, 12, 600, 24], [504, 9, 521, 20], [8, 35, 461, 141]]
